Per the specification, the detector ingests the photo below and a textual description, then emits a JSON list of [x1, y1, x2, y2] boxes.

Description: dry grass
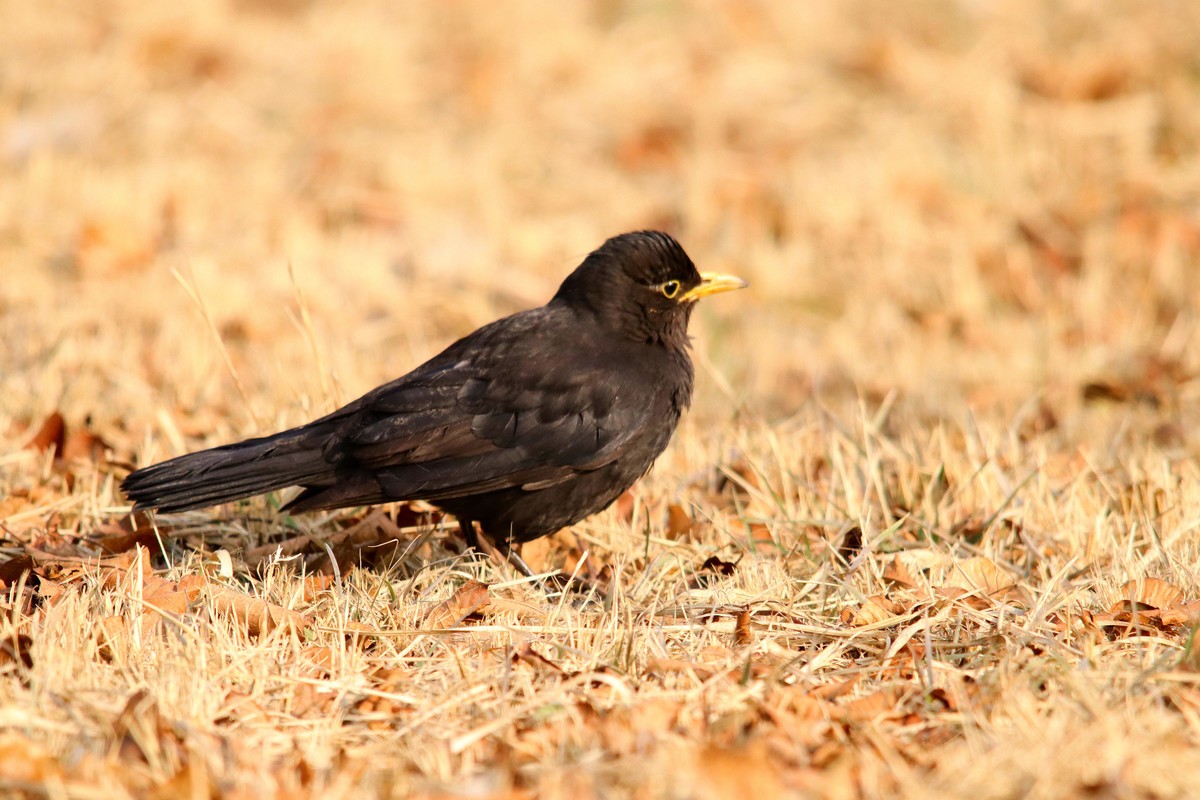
[[4, 0, 1200, 797]]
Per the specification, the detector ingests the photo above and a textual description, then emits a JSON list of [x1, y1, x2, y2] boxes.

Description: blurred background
[[3, 0, 1200, 448]]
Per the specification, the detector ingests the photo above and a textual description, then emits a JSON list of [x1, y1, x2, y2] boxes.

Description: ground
[[3, 1, 1200, 798]]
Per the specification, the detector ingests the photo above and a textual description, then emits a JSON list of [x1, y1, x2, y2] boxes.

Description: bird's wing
[[334, 334, 647, 501]]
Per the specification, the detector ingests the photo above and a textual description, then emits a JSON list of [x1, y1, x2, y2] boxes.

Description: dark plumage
[[122, 231, 746, 559]]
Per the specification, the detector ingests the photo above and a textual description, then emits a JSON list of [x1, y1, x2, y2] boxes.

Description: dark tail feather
[[122, 425, 337, 513]]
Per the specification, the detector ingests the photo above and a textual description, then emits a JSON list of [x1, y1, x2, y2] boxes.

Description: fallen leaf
[[948, 557, 1016, 595], [614, 490, 636, 522], [666, 503, 695, 540], [512, 643, 565, 675], [704, 554, 738, 577], [0, 631, 33, 671], [840, 596, 907, 627], [837, 526, 863, 563], [423, 579, 490, 629], [24, 412, 65, 455], [734, 607, 753, 647], [882, 556, 919, 588], [210, 586, 309, 637], [1113, 578, 1186, 612], [296, 645, 336, 679], [301, 573, 336, 603]]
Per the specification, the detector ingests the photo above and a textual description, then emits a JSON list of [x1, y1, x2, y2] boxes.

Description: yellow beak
[[679, 272, 749, 302]]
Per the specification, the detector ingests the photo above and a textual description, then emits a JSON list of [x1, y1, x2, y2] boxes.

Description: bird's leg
[[458, 518, 483, 552], [459, 519, 538, 579]]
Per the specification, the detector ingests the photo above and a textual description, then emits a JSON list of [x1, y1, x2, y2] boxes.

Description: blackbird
[[122, 231, 746, 569]]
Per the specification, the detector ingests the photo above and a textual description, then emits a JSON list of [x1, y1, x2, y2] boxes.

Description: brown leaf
[[840, 596, 907, 627], [23, 412, 109, 465], [949, 557, 1016, 595], [700, 556, 737, 576], [143, 574, 206, 616], [0, 631, 33, 671], [342, 620, 380, 652], [90, 513, 171, 555], [100, 547, 156, 590], [355, 666, 413, 727], [0, 556, 35, 588], [24, 411, 65, 455], [61, 427, 110, 464], [742, 523, 775, 549], [809, 675, 860, 701], [301, 573, 336, 603], [665, 503, 695, 540], [837, 526, 863, 563], [512, 643, 565, 675], [734, 607, 753, 647], [717, 459, 761, 495], [882, 556, 919, 588], [209, 585, 309, 636], [296, 645, 336, 679], [645, 658, 718, 681], [1160, 599, 1200, 627], [423, 579, 490, 629], [614, 490, 636, 522], [1113, 578, 1186, 612]]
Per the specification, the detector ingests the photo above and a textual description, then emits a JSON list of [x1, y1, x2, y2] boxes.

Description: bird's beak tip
[[681, 272, 749, 301]]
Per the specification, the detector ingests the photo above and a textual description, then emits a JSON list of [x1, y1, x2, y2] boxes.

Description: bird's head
[[553, 231, 747, 345]]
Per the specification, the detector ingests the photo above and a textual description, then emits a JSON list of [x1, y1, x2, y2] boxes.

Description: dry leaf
[[1114, 578, 1185, 612], [840, 596, 907, 627], [24, 411, 65, 455], [734, 607, 753, 646], [700, 556, 737, 576], [210, 586, 309, 637], [614, 490, 636, 522], [949, 557, 1016, 595], [666, 503, 695, 540], [302, 573, 336, 603], [296, 645, 336, 679], [882, 556, 919, 588], [1160, 599, 1200, 627], [742, 523, 775, 549], [90, 512, 172, 555], [837, 526, 863, 562], [512, 643, 565, 675], [0, 631, 33, 671], [423, 579, 490, 629]]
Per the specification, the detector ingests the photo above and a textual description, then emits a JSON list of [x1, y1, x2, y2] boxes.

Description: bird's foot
[[458, 521, 603, 595]]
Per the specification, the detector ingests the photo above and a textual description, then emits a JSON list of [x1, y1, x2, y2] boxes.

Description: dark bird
[[122, 231, 746, 571]]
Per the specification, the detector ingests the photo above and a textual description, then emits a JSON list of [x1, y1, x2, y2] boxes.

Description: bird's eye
[[661, 280, 681, 299]]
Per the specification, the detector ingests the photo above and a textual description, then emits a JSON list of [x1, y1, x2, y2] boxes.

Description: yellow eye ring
[[661, 280, 681, 299]]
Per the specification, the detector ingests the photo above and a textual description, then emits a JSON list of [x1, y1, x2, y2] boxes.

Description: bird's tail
[[121, 424, 338, 513]]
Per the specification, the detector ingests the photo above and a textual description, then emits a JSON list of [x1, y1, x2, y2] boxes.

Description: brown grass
[[4, 1, 1200, 797]]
